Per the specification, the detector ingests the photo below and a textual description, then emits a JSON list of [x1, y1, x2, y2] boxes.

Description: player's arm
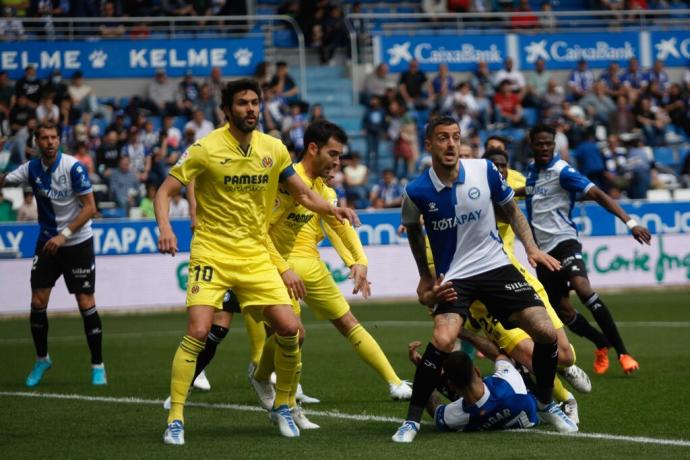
[[0, 162, 29, 187], [264, 233, 306, 300], [155, 176, 183, 256], [282, 173, 359, 226], [401, 194, 437, 303], [458, 327, 503, 361], [322, 212, 370, 298], [156, 144, 208, 256], [187, 179, 197, 232], [487, 160, 560, 272], [43, 192, 97, 255], [585, 185, 651, 245]]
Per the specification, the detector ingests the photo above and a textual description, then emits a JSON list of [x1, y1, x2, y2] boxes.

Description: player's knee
[[431, 331, 457, 353], [31, 292, 49, 309], [187, 323, 211, 341], [76, 294, 95, 310], [272, 317, 300, 337], [530, 319, 557, 344]]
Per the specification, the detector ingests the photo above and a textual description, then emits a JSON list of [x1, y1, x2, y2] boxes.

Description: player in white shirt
[[0, 122, 106, 387], [522, 123, 651, 375], [392, 117, 576, 443]]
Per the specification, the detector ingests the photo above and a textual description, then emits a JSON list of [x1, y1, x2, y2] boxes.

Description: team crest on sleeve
[[261, 156, 274, 169], [468, 187, 480, 199]]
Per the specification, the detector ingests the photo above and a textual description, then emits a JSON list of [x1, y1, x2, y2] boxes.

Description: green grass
[[2, 291, 690, 459]]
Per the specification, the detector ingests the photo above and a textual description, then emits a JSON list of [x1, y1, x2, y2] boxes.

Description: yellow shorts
[[467, 262, 563, 354], [289, 256, 350, 321], [186, 251, 291, 310]]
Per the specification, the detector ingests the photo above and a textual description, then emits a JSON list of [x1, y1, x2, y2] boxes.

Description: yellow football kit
[[266, 163, 367, 320], [169, 124, 294, 310]]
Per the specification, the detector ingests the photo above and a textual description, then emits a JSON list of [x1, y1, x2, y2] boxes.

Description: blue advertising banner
[[0, 38, 263, 79], [376, 34, 507, 72], [650, 31, 690, 67], [1, 201, 688, 258], [517, 32, 640, 70]]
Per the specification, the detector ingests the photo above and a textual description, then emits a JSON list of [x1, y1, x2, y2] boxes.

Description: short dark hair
[[425, 116, 458, 140], [482, 147, 509, 162], [528, 123, 556, 143], [299, 120, 348, 160], [276, 61, 288, 68], [485, 135, 507, 151], [36, 121, 58, 136], [221, 78, 262, 108], [442, 351, 475, 389]]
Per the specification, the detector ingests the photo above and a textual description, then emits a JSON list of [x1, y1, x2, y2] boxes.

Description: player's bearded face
[[229, 91, 260, 133], [315, 138, 343, 179], [428, 125, 461, 168], [37, 128, 60, 160]]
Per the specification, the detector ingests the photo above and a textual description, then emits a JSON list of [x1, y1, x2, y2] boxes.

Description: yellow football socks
[[244, 314, 267, 367], [254, 334, 276, 381], [347, 324, 402, 386], [553, 376, 571, 403], [289, 362, 303, 408], [168, 335, 205, 424], [273, 333, 300, 408]]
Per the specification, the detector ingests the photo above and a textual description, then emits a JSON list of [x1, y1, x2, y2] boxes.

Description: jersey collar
[[536, 154, 560, 171], [429, 161, 465, 192], [41, 152, 62, 173], [462, 383, 490, 410]]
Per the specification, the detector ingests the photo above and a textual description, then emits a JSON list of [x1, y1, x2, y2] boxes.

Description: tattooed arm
[[500, 199, 560, 271]]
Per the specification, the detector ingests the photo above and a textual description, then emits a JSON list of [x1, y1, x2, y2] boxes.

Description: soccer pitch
[[2, 291, 690, 459]]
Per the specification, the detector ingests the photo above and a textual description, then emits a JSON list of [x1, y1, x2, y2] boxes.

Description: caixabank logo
[[380, 34, 506, 72], [519, 32, 638, 70], [652, 31, 690, 66]]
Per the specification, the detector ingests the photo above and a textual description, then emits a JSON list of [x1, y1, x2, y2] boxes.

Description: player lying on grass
[[394, 117, 577, 443], [408, 337, 540, 432]]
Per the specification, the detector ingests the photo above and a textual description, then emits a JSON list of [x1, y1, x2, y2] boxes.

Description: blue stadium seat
[[653, 146, 677, 168], [173, 116, 187, 133], [523, 107, 538, 126], [274, 29, 298, 47], [148, 116, 162, 133]]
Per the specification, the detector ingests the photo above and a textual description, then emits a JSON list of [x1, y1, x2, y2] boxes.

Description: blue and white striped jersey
[[525, 157, 594, 252], [5, 153, 93, 247], [402, 159, 513, 280], [435, 359, 538, 432]]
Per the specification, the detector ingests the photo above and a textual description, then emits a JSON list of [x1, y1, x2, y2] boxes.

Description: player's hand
[[349, 264, 371, 299], [408, 340, 423, 365], [416, 275, 435, 305], [527, 249, 561, 272], [632, 225, 652, 245], [419, 274, 457, 307], [43, 234, 66, 255], [281, 269, 306, 300], [158, 227, 178, 256], [190, 214, 197, 233], [397, 224, 407, 236], [333, 206, 361, 227]]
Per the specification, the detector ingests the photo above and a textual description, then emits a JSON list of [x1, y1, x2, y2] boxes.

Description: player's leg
[[393, 310, 462, 443], [75, 293, 106, 385], [261, 304, 302, 437], [61, 237, 104, 384], [25, 243, 63, 387], [192, 290, 240, 391], [569, 274, 638, 374], [26, 288, 53, 387], [244, 311, 267, 373]]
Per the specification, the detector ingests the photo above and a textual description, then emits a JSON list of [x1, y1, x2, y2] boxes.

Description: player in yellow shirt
[[247, 121, 412, 412], [154, 79, 358, 444]]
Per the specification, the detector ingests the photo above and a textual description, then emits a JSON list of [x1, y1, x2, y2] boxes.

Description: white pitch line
[[1, 391, 690, 448], [1, 321, 689, 345]]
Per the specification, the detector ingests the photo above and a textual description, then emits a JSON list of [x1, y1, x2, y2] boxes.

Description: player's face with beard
[[314, 137, 343, 179], [228, 90, 260, 133], [37, 127, 60, 162], [531, 131, 555, 165], [426, 123, 461, 169]]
